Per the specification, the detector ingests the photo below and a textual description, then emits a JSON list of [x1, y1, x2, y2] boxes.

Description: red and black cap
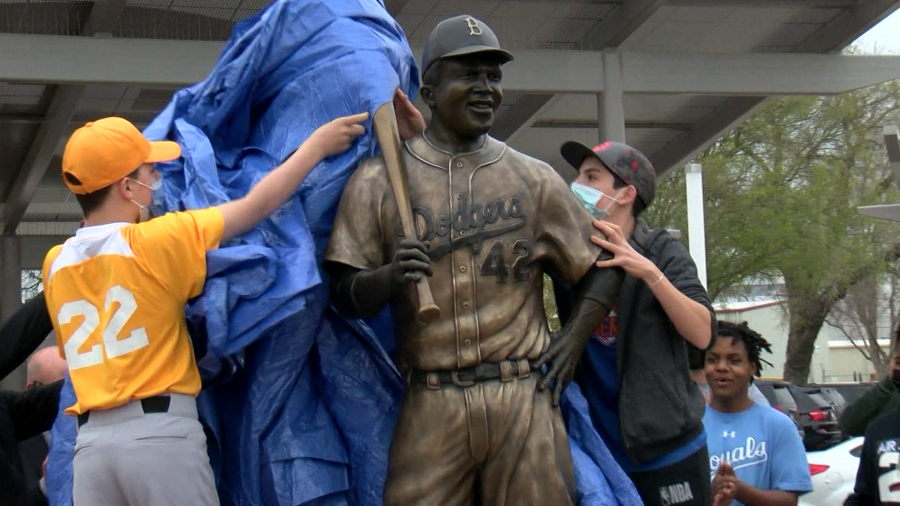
[[561, 140, 657, 208]]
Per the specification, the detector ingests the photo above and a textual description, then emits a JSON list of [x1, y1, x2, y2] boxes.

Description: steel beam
[[81, 0, 129, 36], [491, 94, 555, 142], [0, 0, 128, 234], [673, 0, 858, 5], [649, 96, 767, 175], [857, 204, 900, 221], [0, 203, 84, 223], [0, 85, 85, 234], [796, 0, 900, 53], [580, 0, 668, 49], [533, 120, 694, 130], [497, 95, 563, 144], [858, 126, 900, 222], [649, 0, 900, 175], [622, 52, 900, 95], [0, 34, 221, 87], [598, 52, 627, 142], [3, 34, 899, 95]]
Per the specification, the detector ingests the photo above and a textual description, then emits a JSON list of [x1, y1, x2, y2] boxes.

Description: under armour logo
[[464, 17, 483, 36], [723, 430, 736, 438]]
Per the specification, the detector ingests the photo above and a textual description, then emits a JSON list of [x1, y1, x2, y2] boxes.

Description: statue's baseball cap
[[62, 117, 181, 195], [421, 15, 513, 75], [561, 140, 657, 208]]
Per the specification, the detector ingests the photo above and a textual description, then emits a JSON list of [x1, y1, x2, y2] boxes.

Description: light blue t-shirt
[[703, 403, 812, 505]]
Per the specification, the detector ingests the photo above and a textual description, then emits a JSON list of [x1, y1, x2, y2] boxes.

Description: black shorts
[[628, 446, 711, 506]]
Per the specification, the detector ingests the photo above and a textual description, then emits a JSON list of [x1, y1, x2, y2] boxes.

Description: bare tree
[[21, 269, 43, 303], [825, 274, 898, 379]]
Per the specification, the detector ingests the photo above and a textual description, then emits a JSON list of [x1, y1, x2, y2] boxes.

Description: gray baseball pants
[[73, 394, 218, 506]]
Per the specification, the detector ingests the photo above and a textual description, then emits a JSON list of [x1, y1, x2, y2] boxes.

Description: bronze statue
[[325, 15, 624, 505]]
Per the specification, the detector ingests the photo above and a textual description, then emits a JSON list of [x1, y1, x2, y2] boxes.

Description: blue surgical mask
[[571, 181, 619, 220]]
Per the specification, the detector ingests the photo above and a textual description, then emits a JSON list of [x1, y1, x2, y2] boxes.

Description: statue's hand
[[388, 238, 433, 294], [533, 330, 590, 407]]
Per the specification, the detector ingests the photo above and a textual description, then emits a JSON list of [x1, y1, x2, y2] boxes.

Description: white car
[[800, 437, 864, 506]]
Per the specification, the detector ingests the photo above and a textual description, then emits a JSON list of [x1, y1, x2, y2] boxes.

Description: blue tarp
[[46, 1, 641, 504]]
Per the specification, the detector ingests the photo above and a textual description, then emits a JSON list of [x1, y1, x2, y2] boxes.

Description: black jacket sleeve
[[4, 379, 62, 442], [841, 378, 899, 437], [654, 232, 718, 346], [0, 292, 53, 380]]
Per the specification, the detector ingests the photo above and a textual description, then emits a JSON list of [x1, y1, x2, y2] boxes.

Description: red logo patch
[[631, 159, 639, 172], [593, 141, 611, 152]]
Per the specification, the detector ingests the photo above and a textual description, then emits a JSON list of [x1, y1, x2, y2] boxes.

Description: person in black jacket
[[845, 345, 900, 506], [18, 347, 68, 506], [0, 293, 62, 506], [554, 141, 717, 506]]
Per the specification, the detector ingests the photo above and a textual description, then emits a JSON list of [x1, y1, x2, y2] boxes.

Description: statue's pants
[[384, 372, 576, 506]]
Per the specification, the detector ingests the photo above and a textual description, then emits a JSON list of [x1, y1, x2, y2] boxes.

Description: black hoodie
[[845, 407, 900, 505]]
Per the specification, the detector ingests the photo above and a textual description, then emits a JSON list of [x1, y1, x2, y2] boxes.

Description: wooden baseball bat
[[373, 101, 441, 323]]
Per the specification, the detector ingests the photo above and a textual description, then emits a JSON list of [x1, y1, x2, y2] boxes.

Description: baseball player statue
[[325, 15, 624, 505]]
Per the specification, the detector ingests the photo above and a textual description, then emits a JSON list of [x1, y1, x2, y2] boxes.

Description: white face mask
[[128, 177, 162, 192], [570, 181, 620, 220], [128, 177, 162, 223]]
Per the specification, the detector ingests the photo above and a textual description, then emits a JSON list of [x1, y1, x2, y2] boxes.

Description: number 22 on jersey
[[879, 450, 900, 502], [58, 285, 149, 370]]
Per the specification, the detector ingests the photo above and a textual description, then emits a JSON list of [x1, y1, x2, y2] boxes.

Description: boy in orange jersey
[[41, 111, 373, 505]]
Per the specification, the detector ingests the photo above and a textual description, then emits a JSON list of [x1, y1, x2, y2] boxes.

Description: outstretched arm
[[218, 113, 368, 242]]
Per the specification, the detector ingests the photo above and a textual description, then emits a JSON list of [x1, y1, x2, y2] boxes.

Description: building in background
[[714, 278, 895, 383]]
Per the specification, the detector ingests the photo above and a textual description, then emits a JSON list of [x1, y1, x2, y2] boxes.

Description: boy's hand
[[309, 112, 369, 158], [591, 220, 660, 282], [712, 462, 737, 505]]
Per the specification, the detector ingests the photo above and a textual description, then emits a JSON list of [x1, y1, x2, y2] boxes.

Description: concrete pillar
[[597, 50, 626, 143], [685, 164, 708, 290], [0, 235, 25, 390]]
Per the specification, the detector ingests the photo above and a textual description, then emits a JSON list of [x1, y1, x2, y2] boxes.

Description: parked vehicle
[[755, 380, 805, 442], [801, 437, 863, 506], [812, 382, 878, 406], [815, 386, 848, 416], [790, 386, 844, 451]]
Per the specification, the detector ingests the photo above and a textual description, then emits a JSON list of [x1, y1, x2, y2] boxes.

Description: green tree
[[645, 81, 900, 384]]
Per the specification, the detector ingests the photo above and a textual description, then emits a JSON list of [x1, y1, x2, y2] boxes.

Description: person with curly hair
[[704, 321, 812, 506]]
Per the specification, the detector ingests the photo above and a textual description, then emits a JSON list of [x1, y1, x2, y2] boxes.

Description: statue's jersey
[[325, 135, 603, 371], [42, 209, 223, 415]]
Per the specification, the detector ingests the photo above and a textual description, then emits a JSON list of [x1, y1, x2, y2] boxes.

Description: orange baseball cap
[[62, 117, 181, 195]]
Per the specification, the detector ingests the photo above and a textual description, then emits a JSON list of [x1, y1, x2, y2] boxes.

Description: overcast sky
[[854, 9, 900, 53]]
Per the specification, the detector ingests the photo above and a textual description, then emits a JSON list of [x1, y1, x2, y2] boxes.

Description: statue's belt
[[408, 359, 533, 389]]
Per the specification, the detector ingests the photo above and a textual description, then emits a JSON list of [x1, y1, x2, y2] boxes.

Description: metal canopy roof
[[1, 0, 899, 233]]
